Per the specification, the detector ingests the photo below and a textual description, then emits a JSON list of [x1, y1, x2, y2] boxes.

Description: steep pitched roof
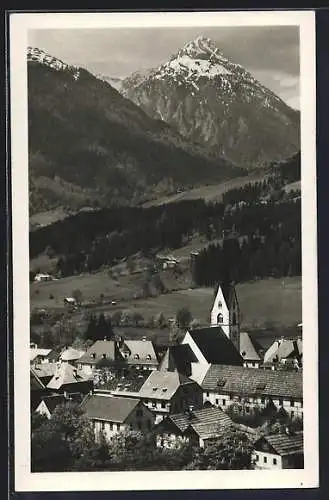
[[31, 363, 58, 381], [30, 368, 46, 391], [159, 344, 197, 376], [123, 340, 158, 366], [81, 394, 140, 423], [240, 332, 261, 361], [39, 394, 67, 413], [139, 370, 196, 400], [78, 340, 118, 365], [47, 363, 90, 390], [202, 365, 303, 399], [264, 339, 303, 364], [169, 407, 233, 434], [187, 327, 243, 365], [255, 432, 303, 456], [30, 348, 52, 361]]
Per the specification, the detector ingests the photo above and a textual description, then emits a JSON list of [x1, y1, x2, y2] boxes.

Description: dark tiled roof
[[81, 394, 140, 423], [159, 344, 197, 376], [169, 407, 233, 434], [202, 365, 303, 399], [187, 327, 243, 365], [255, 432, 303, 456], [40, 394, 66, 412], [30, 369, 45, 390], [78, 339, 158, 367]]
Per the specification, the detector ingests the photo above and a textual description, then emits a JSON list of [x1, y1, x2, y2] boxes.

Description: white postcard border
[[10, 10, 318, 491]]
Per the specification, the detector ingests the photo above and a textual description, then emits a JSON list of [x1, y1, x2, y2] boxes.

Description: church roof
[[240, 332, 261, 361], [187, 327, 243, 365]]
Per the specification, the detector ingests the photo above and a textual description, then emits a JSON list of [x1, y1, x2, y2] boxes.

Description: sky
[[29, 26, 300, 109]]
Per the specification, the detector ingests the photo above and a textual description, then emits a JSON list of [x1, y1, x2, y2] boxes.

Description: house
[[59, 347, 85, 366], [34, 273, 53, 282], [64, 297, 78, 308], [181, 326, 243, 384], [81, 394, 155, 441], [30, 346, 58, 364], [46, 362, 93, 395], [77, 339, 158, 377], [35, 392, 84, 419], [155, 406, 233, 449], [210, 282, 241, 353], [31, 362, 58, 386], [202, 364, 303, 418], [112, 370, 203, 424], [252, 431, 304, 469], [263, 338, 302, 369], [240, 332, 262, 368], [30, 368, 50, 411]]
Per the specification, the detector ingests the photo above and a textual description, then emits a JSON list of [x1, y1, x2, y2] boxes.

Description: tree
[[185, 427, 254, 470], [176, 307, 193, 329]]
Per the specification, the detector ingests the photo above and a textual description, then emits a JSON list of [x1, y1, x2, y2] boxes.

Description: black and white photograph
[[10, 10, 318, 491]]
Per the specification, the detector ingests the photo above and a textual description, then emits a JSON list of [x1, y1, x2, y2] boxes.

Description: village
[[31, 278, 303, 471]]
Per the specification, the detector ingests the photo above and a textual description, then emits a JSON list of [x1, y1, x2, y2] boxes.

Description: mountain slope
[[122, 36, 300, 168], [28, 46, 243, 214]]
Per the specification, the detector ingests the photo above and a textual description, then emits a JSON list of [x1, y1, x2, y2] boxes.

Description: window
[[263, 456, 267, 464], [279, 398, 283, 406], [245, 406, 250, 413], [206, 392, 209, 397], [215, 398, 219, 405], [152, 401, 157, 408], [255, 455, 259, 462], [222, 399, 226, 406], [218, 301, 222, 308], [110, 423, 113, 430], [101, 421, 105, 430], [273, 458, 277, 465], [290, 400, 295, 407], [146, 354, 151, 360], [117, 423, 121, 431], [161, 402, 166, 409], [291, 411, 294, 418], [137, 421, 142, 430], [217, 313, 223, 324], [134, 354, 140, 360]]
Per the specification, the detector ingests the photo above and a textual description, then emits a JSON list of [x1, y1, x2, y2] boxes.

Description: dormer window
[[102, 353, 106, 359], [217, 313, 223, 324], [162, 388, 167, 392], [152, 387, 157, 392], [146, 354, 151, 360], [134, 354, 140, 360]]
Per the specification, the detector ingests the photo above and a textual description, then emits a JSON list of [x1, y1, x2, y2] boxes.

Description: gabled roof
[[38, 394, 66, 412], [255, 432, 303, 456], [78, 340, 117, 365], [168, 407, 232, 435], [60, 347, 85, 362], [159, 344, 197, 376], [240, 332, 261, 361], [30, 368, 46, 391], [264, 339, 303, 364], [123, 340, 158, 365], [139, 370, 197, 400], [30, 348, 52, 361], [186, 327, 243, 365], [31, 363, 58, 381], [202, 365, 303, 399], [47, 363, 90, 390], [81, 394, 141, 423]]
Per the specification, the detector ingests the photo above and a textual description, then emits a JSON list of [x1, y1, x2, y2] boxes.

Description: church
[[210, 282, 261, 368]]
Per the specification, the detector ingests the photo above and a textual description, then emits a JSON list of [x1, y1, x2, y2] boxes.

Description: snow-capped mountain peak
[[27, 46, 80, 80]]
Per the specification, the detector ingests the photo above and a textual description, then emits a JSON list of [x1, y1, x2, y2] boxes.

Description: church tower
[[210, 281, 241, 354]]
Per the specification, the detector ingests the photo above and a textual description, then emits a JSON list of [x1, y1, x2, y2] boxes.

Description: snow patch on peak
[[27, 46, 80, 80]]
